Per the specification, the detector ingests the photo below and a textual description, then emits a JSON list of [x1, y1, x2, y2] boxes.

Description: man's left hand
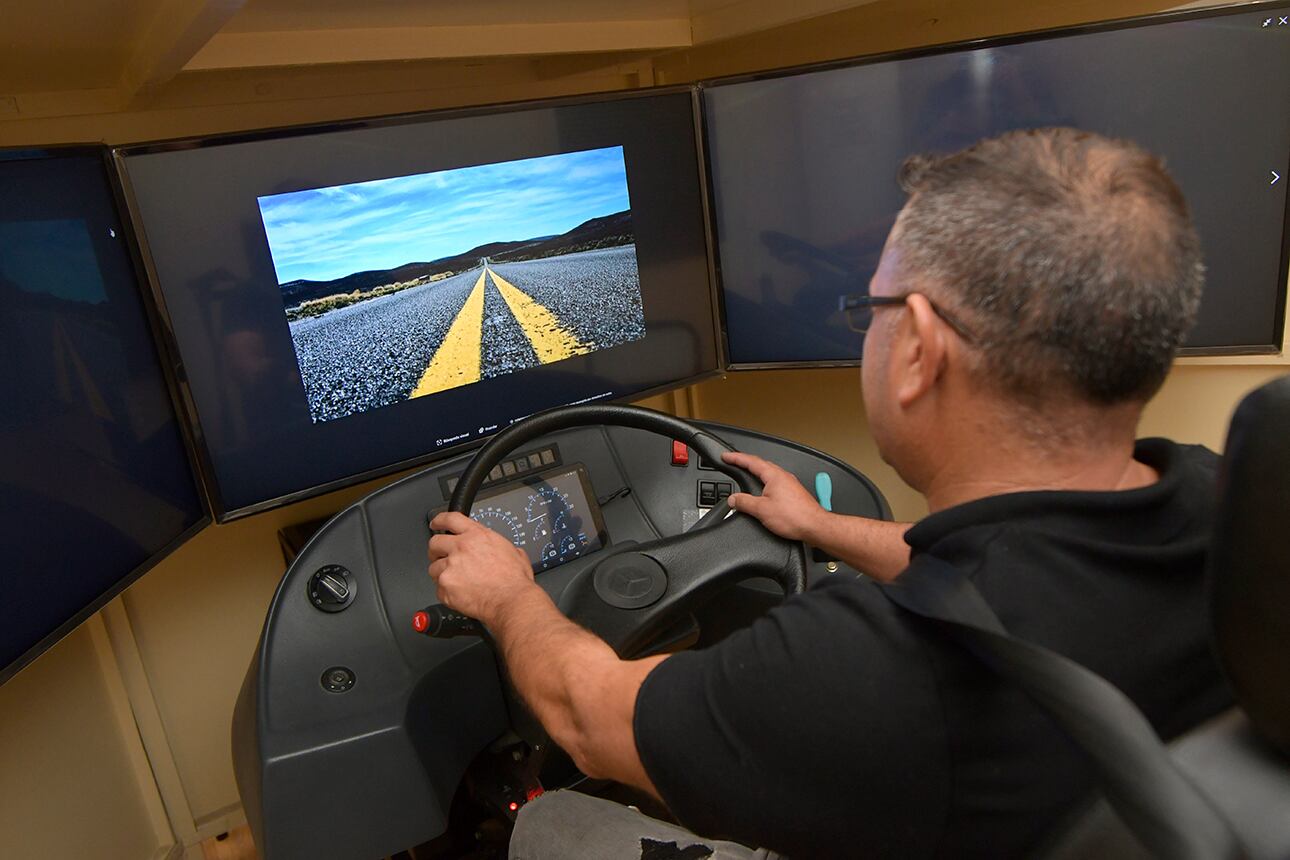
[[428, 512, 538, 625]]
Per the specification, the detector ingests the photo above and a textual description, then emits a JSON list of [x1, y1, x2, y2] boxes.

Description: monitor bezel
[[0, 144, 212, 687], [699, 0, 1290, 371], [113, 85, 726, 522]]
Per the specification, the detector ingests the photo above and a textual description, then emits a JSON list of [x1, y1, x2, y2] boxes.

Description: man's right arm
[[722, 451, 911, 582]]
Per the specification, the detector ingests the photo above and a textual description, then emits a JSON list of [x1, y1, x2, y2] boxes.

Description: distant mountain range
[[279, 210, 634, 307]]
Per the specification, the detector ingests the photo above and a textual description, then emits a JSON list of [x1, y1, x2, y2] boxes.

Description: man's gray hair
[[893, 127, 1204, 406]]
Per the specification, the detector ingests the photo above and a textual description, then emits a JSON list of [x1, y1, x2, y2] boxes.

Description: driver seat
[[1040, 375, 1290, 859]]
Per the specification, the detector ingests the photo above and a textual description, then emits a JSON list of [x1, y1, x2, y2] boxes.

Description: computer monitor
[[118, 89, 720, 519], [704, 2, 1290, 367], [0, 147, 209, 685]]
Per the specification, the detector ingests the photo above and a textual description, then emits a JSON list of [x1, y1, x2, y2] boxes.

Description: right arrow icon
[[1274, 170, 1282, 186]]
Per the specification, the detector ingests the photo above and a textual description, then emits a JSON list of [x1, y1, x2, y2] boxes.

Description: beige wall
[[0, 620, 172, 860], [2, 0, 1285, 856]]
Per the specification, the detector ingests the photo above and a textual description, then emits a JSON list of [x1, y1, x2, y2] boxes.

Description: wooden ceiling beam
[[119, 0, 249, 106]]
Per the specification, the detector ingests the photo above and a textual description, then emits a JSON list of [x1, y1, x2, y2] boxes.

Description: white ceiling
[[0, 0, 883, 102]]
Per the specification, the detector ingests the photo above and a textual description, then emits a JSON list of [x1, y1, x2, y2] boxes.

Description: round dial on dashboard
[[525, 486, 571, 541], [307, 564, 356, 613], [538, 524, 588, 569], [471, 506, 526, 548]]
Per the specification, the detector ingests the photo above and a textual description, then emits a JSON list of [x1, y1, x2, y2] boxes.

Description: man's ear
[[891, 293, 948, 408]]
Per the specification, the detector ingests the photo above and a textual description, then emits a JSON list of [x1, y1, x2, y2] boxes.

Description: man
[[428, 128, 1233, 858]]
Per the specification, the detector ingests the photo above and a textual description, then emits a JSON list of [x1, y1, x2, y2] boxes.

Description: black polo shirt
[[634, 439, 1234, 858]]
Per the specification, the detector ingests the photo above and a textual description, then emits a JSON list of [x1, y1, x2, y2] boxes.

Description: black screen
[[706, 4, 1290, 366], [0, 149, 208, 684], [121, 91, 719, 518]]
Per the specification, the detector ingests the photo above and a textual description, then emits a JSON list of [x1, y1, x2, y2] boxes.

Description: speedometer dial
[[471, 506, 526, 548]]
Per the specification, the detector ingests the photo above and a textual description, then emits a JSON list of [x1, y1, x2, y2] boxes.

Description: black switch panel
[[438, 444, 563, 498]]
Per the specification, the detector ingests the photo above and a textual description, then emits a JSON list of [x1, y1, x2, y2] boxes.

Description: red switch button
[[412, 611, 429, 633], [671, 440, 689, 466]]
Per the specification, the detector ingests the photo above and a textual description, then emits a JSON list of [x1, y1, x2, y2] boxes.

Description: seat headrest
[[1210, 374, 1290, 755]]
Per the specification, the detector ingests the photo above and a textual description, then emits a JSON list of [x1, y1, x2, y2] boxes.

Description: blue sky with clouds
[[257, 146, 631, 285]]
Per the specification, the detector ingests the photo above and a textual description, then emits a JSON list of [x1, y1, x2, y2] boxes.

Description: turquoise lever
[[814, 472, 833, 512]]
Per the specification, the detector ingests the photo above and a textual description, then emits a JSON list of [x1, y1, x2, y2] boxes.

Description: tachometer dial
[[525, 486, 571, 541]]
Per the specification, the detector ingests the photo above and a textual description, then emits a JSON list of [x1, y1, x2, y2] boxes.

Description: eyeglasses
[[837, 292, 977, 343]]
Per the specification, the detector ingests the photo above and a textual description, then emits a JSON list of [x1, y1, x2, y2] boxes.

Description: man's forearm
[[490, 584, 612, 741], [488, 584, 663, 791], [803, 513, 911, 581]]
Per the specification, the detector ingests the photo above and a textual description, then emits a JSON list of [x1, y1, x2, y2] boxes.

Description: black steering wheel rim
[[449, 404, 765, 513], [448, 404, 807, 655]]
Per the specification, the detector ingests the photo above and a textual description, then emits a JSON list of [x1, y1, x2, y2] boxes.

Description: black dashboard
[[232, 419, 889, 860]]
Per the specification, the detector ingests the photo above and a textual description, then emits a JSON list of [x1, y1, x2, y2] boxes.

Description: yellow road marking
[[411, 269, 487, 397], [487, 267, 593, 364]]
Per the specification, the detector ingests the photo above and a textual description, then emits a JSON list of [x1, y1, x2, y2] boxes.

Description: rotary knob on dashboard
[[308, 564, 356, 613]]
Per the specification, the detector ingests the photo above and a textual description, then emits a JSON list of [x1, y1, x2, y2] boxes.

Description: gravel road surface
[[288, 269, 477, 422], [288, 245, 645, 422], [492, 246, 645, 350]]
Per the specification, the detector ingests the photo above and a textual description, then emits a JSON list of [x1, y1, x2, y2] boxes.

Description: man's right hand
[[722, 451, 826, 542]]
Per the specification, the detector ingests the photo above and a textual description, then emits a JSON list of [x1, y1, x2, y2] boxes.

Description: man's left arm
[[428, 512, 664, 797]]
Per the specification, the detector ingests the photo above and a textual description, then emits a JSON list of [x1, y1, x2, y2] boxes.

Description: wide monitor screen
[[120, 90, 718, 519], [705, 3, 1290, 367], [0, 148, 208, 685]]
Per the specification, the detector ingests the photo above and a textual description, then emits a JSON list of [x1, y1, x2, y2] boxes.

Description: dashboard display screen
[[461, 465, 606, 571]]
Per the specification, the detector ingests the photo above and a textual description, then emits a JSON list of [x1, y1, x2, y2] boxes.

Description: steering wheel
[[442, 404, 808, 658]]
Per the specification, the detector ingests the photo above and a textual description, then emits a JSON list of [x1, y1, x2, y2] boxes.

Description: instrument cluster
[[464, 466, 607, 571]]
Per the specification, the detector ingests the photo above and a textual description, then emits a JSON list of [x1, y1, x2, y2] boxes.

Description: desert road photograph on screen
[[258, 147, 645, 423]]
